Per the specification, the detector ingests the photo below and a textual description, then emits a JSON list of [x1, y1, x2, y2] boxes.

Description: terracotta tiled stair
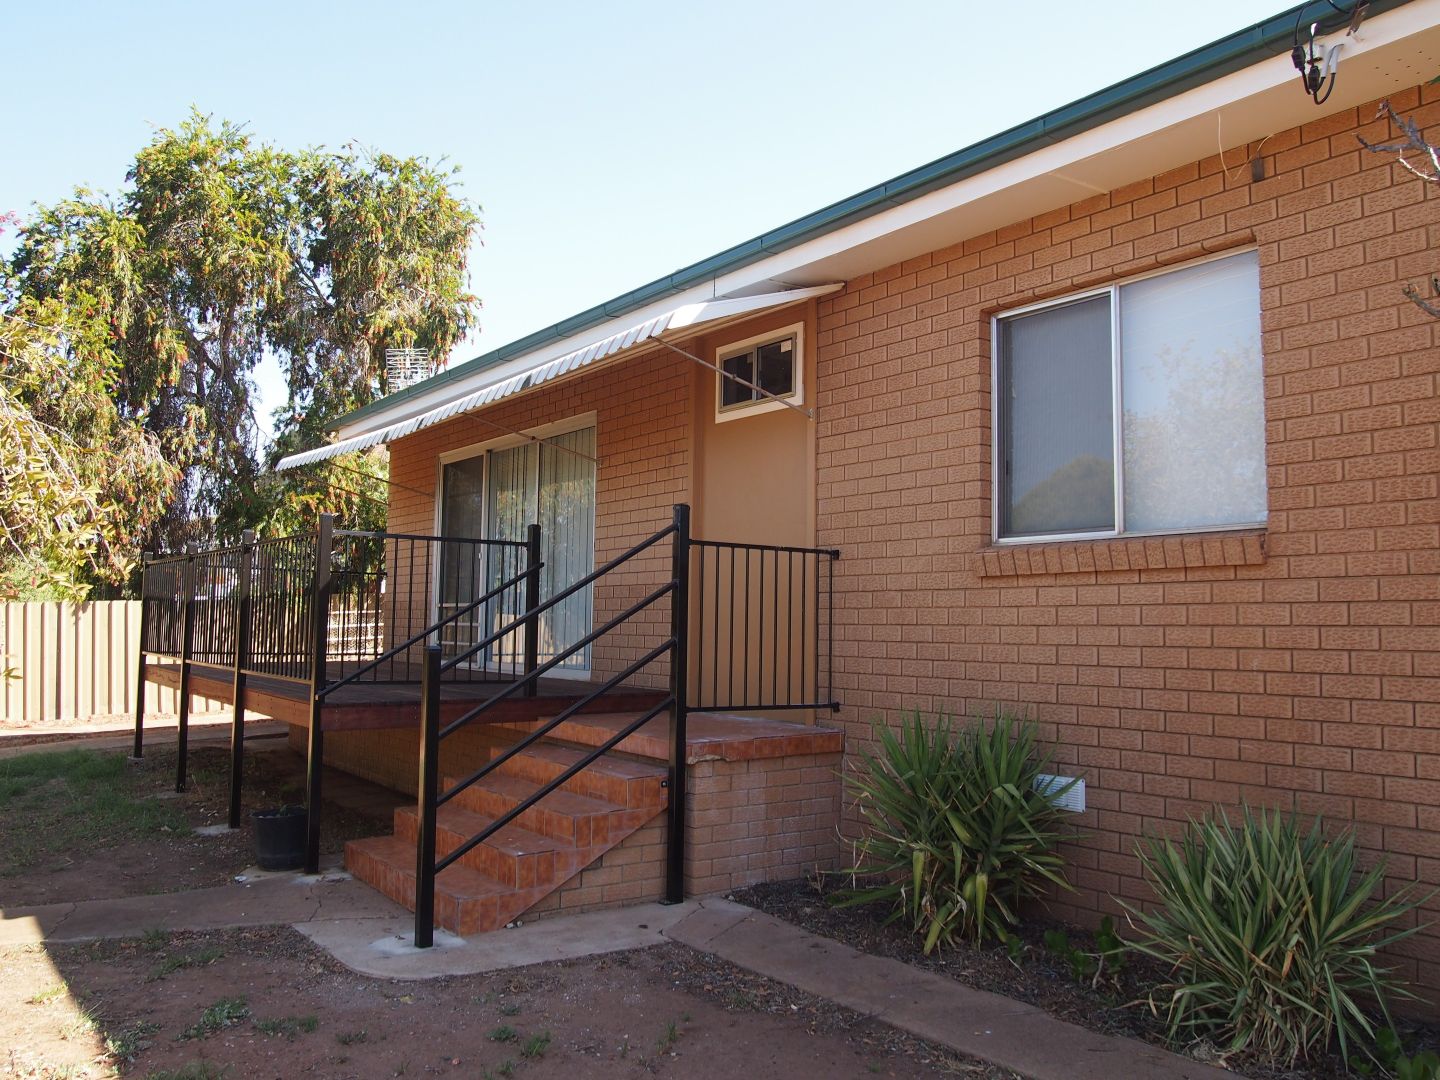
[[345, 734, 668, 935]]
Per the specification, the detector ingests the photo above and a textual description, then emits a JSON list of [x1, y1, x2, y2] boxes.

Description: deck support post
[[175, 550, 198, 793], [304, 514, 334, 874], [415, 643, 442, 948], [664, 503, 691, 904], [132, 553, 151, 759], [523, 523, 542, 698], [228, 530, 255, 830]]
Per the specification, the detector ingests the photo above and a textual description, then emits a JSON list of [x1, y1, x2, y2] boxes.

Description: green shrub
[[832, 710, 1074, 950], [1124, 806, 1429, 1068]]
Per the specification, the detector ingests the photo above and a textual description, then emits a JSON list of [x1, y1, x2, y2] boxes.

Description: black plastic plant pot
[[251, 806, 308, 871]]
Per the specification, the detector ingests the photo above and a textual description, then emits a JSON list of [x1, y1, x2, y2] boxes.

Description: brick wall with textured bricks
[[684, 751, 843, 895], [815, 83, 1440, 995], [386, 343, 695, 691]]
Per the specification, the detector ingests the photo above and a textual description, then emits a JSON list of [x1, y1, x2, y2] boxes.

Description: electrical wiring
[[1290, 0, 1367, 106]]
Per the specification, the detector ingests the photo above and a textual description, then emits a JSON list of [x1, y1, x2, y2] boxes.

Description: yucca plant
[[1124, 806, 1430, 1068], [832, 710, 1074, 951]]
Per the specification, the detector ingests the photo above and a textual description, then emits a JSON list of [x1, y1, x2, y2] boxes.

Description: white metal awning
[[275, 284, 841, 471]]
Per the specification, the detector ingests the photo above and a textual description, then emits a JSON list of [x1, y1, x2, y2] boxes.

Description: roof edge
[[334, 0, 1411, 433]]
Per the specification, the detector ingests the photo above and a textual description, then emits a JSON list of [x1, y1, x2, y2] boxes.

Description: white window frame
[[989, 249, 1266, 546], [714, 322, 804, 422], [433, 411, 598, 678]]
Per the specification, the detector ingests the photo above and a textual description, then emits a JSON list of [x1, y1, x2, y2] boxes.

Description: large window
[[993, 250, 1266, 542]]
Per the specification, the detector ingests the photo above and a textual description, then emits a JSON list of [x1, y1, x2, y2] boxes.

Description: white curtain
[[1120, 251, 1266, 532]]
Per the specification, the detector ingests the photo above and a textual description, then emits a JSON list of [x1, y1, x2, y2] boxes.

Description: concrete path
[[1, 871, 1229, 1080], [296, 901, 705, 980], [0, 866, 399, 945], [0, 717, 289, 758], [665, 899, 1231, 1080]]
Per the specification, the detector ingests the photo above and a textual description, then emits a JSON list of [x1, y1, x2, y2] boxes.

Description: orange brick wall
[[386, 345, 694, 687], [815, 84, 1440, 993], [685, 752, 842, 895]]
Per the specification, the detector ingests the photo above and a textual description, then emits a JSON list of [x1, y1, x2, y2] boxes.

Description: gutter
[[334, 0, 1410, 434]]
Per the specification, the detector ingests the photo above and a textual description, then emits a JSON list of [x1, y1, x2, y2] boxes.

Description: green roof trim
[[336, 0, 1408, 433]]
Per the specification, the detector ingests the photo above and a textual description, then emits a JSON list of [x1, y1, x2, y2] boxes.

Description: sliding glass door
[[438, 426, 595, 673]]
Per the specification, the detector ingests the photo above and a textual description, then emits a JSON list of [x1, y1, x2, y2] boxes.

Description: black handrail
[[440, 636, 676, 803], [436, 692, 675, 875], [439, 523, 677, 674], [413, 508, 691, 948], [134, 515, 548, 880], [316, 562, 539, 701], [440, 579, 676, 739]]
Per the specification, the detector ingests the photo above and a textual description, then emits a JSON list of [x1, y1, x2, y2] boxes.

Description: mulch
[[729, 877, 1440, 1080]]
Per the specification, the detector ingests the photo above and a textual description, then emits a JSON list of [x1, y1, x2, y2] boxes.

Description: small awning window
[[275, 284, 840, 471]]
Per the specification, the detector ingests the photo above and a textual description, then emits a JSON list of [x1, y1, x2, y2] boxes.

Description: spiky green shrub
[[1124, 807, 1429, 1067], [832, 710, 1074, 950]]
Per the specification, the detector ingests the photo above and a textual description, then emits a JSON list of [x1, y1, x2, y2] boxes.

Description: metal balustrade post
[[523, 523, 542, 698], [228, 530, 255, 829], [415, 643, 441, 948], [132, 553, 151, 760], [304, 514, 334, 874], [664, 503, 691, 904], [176, 551, 198, 793]]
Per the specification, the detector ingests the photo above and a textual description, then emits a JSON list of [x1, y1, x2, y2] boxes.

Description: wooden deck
[[143, 661, 668, 732]]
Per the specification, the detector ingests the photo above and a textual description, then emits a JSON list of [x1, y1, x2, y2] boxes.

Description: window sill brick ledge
[[973, 530, 1266, 578]]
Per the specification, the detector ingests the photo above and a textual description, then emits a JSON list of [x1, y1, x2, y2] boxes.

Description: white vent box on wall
[[1034, 773, 1086, 813]]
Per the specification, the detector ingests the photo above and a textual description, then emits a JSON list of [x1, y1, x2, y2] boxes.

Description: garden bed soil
[[3, 926, 1015, 1079], [0, 744, 392, 906], [731, 878, 1440, 1080]]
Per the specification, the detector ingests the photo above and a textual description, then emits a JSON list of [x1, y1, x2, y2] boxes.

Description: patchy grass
[[148, 945, 225, 982], [0, 750, 187, 875], [106, 1020, 161, 1061], [26, 985, 66, 1005], [253, 1014, 318, 1039], [486, 1025, 518, 1043], [520, 1031, 551, 1060], [178, 997, 250, 1041], [335, 1029, 368, 1046], [655, 1019, 681, 1053], [145, 1063, 231, 1080]]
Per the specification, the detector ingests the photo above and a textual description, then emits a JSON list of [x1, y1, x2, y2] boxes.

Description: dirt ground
[[0, 743, 393, 906], [733, 879, 1440, 1080], [2, 926, 1014, 1080]]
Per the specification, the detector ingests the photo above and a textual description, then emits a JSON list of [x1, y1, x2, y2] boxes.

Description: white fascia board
[[703, 0, 1440, 295], [338, 0, 1439, 442]]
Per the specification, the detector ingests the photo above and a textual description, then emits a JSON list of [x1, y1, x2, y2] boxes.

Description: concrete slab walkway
[[665, 899, 1232, 1080], [1, 873, 1230, 1080], [0, 866, 400, 946]]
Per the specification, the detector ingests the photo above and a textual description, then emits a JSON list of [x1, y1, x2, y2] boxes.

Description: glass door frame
[[433, 412, 598, 679]]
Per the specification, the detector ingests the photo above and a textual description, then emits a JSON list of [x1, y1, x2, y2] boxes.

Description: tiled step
[[392, 804, 567, 889], [346, 834, 541, 936], [346, 740, 669, 935], [512, 710, 846, 763], [442, 772, 637, 847], [484, 742, 667, 808]]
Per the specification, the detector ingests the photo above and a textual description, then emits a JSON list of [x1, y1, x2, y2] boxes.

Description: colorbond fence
[[1, 601, 225, 724]]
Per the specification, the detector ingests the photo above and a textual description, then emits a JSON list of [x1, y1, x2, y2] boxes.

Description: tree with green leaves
[[2, 112, 480, 596]]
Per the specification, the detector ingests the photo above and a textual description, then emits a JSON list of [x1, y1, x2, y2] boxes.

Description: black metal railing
[[132, 516, 543, 870], [412, 505, 691, 947], [690, 539, 839, 714], [134, 502, 841, 942]]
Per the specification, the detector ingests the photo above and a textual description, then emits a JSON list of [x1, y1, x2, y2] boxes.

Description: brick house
[[170, 0, 1438, 976]]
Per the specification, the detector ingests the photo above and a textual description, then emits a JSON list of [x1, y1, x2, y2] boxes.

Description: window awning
[[275, 284, 841, 471]]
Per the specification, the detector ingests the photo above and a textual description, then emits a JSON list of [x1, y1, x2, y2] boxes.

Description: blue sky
[[2, 0, 1285, 436]]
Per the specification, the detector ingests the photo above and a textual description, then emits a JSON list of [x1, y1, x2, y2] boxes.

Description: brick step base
[[345, 740, 668, 935]]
